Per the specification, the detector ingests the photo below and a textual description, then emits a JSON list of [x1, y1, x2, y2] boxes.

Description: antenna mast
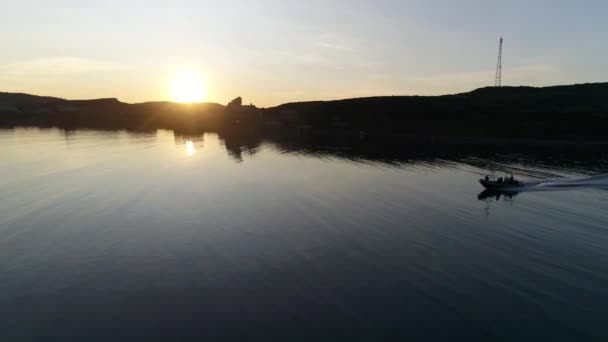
[[494, 37, 503, 87]]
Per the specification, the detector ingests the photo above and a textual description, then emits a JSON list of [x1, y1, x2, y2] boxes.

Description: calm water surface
[[1, 128, 608, 341]]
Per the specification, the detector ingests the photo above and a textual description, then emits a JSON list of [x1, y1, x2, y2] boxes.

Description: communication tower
[[494, 37, 503, 87]]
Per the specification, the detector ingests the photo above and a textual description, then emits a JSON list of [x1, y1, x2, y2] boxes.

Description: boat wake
[[478, 174, 608, 200], [521, 173, 608, 192]]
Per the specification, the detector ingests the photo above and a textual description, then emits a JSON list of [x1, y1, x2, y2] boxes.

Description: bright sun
[[170, 71, 207, 103]]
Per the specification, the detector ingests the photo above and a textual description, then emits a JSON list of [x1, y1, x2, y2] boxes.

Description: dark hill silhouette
[[0, 94, 226, 131], [0, 92, 64, 107], [263, 83, 608, 138], [1, 82, 607, 139]]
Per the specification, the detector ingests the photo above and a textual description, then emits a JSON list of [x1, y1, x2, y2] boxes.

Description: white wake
[[519, 173, 608, 192]]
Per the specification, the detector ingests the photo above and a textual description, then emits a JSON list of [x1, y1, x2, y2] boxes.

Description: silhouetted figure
[[485, 176, 490, 182]]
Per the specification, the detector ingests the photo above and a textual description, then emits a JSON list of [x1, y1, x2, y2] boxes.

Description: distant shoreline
[[2, 82, 608, 140]]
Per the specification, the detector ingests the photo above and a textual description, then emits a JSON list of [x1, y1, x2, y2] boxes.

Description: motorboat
[[479, 177, 523, 190]]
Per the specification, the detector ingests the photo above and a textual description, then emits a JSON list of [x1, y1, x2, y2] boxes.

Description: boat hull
[[479, 179, 522, 190]]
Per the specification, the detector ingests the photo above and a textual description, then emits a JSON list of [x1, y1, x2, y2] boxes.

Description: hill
[[0, 94, 226, 131], [263, 83, 608, 138], [0, 92, 64, 113], [1, 83, 607, 138], [0, 92, 64, 105]]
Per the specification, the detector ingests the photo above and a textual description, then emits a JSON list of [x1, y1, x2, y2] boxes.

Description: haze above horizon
[[2, 0, 607, 107]]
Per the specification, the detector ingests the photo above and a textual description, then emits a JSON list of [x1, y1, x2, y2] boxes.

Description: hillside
[[0, 95, 226, 131], [0, 92, 64, 105], [263, 83, 608, 138], [1, 83, 608, 138], [0, 93, 64, 113]]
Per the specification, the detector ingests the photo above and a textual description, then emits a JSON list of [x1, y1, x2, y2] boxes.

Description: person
[[485, 176, 490, 182], [498, 177, 503, 183]]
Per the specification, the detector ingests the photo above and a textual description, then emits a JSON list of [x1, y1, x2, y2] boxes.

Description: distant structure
[[227, 97, 242, 109], [225, 97, 261, 124], [494, 37, 503, 87]]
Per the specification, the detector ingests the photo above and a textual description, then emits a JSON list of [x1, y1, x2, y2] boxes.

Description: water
[[1, 127, 608, 341]]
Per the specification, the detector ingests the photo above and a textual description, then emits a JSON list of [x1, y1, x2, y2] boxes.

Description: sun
[[169, 71, 207, 103]]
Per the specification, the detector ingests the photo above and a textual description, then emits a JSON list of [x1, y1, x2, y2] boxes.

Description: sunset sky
[[2, 0, 607, 106]]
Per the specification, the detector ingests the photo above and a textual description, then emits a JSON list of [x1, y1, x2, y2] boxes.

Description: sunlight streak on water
[[185, 140, 196, 156]]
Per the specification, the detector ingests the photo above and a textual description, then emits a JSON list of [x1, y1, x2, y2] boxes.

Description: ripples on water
[[1, 127, 607, 341]]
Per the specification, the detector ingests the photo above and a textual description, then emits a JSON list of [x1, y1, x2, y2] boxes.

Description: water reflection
[[174, 134, 205, 157], [173, 130, 262, 163], [185, 141, 195, 156], [217, 130, 261, 163], [208, 128, 608, 176], [477, 189, 519, 201], [9, 126, 608, 175]]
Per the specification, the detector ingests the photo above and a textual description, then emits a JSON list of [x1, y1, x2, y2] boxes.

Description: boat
[[479, 178, 523, 190]]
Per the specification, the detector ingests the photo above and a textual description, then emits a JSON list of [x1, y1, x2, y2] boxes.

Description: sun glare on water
[[185, 140, 196, 156], [170, 71, 207, 103]]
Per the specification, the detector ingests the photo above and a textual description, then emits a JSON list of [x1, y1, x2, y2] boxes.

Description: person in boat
[[485, 176, 490, 182], [506, 175, 520, 185]]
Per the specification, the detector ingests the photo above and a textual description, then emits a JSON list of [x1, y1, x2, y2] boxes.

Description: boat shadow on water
[[478, 189, 519, 201]]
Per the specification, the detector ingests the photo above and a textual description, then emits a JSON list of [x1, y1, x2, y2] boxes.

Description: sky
[[1, 0, 607, 106]]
